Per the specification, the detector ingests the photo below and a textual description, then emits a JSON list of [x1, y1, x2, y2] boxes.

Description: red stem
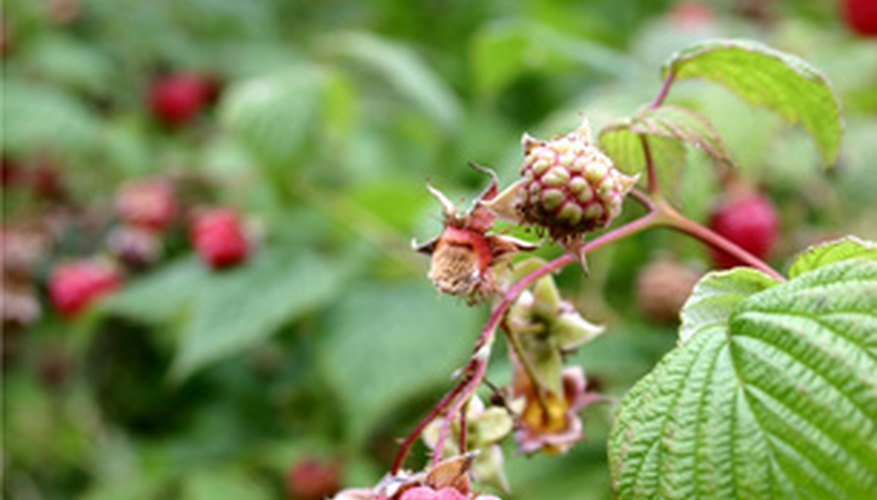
[[640, 135, 659, 194], [390, 374, 470, 474], [403, 212, 660, 471], [651, 70, 676, 109], [657, 204, 785, 281]]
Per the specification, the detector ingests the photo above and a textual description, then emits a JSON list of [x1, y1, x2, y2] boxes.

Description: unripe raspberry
[[635, 259, 701, 324], [115, 178, 178, 231], [190, 208, 250, 270], [517, 120, 637, 239], [707, 191, 778, 269], [286, 459, 342, 500], [49, 260, 122, 318]]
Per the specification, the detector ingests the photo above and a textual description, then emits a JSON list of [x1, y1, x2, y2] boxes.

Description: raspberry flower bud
[[516, 119, 638, 240]]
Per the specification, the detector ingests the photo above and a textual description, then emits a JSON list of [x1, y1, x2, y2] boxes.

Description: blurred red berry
[[669, 1, 715, 31], [286, 459, 341, 500], [49, 260, 122, 318], [635, 259, 701, 324], [191, 209, 250, 269], [707, 191, 779, 269], [115, 179, 178, 231], [841, 0, 877, 36], [148, 73, 211, 127]]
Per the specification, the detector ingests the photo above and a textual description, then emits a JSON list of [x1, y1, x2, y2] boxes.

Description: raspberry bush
[[4, 2, 876, 499]]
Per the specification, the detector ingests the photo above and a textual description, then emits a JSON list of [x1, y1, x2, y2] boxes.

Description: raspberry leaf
[[320, 282, 480, 444], [632, 105, 735, 168], [610, 255, 877, 499], [678, 267, 778, 345], [662, 39, 843, 167], [323, 32, 461, 130], [788, 236, 877, 279], [221, 64, 325, 167], [171, 248, 352, 379]]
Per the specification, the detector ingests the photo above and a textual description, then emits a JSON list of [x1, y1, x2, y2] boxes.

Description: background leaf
[[610, 256, 877, 499], [220, 65, 325, 167], [324, 32, 461, 130], [172, 248, 351, 379], [321, 282, 481, 443], [662, 39, 843, 166]]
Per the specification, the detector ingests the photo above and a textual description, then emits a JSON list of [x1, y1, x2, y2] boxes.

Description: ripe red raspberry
[[517, 119, 638, 240], [707, 191, 778, 269], [49, 260, 122, 318], [286, 459, 341, 500], [190, 209, 250, 269], [148, 73, 211, 127], [115, 179, 178, 231], [841, 0, 877, 36], [635, 259, 701, 324]]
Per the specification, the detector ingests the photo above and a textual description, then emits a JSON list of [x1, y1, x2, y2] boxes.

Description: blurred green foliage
[[2, 0, 876, 499]]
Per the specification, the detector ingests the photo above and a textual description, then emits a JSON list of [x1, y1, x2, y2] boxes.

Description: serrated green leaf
[[679, 268, 778, 344], [172, 249, 350, 379], [220, 65, 325, 167], [324, 32, 460, 130], [321, 282, 480, 443], [662, 39, 843, 166], [633, 105, 734, 168], [788, 236, 877, 279], [610, 258, 877, 499], [598, 123, 686, 197], [598, 123, 686, 176]]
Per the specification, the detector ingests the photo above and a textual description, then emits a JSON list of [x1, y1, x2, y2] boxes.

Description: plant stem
[[392, 212, 659, 472], [655, 199, 786, 282], [501, 323, 551, 414], [640, 135, 659, 194], [651, 70, 676, 109]]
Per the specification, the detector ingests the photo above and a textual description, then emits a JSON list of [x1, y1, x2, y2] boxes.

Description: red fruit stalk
[[707, 191, 778, 269], [190, 209, 250, 269], [49, 260, 122, 318]]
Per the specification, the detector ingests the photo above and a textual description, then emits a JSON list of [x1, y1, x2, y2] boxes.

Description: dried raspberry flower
[[413, 166, 537, 304]]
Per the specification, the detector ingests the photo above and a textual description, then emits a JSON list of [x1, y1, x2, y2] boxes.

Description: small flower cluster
[[350, 118, 626, 498]]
